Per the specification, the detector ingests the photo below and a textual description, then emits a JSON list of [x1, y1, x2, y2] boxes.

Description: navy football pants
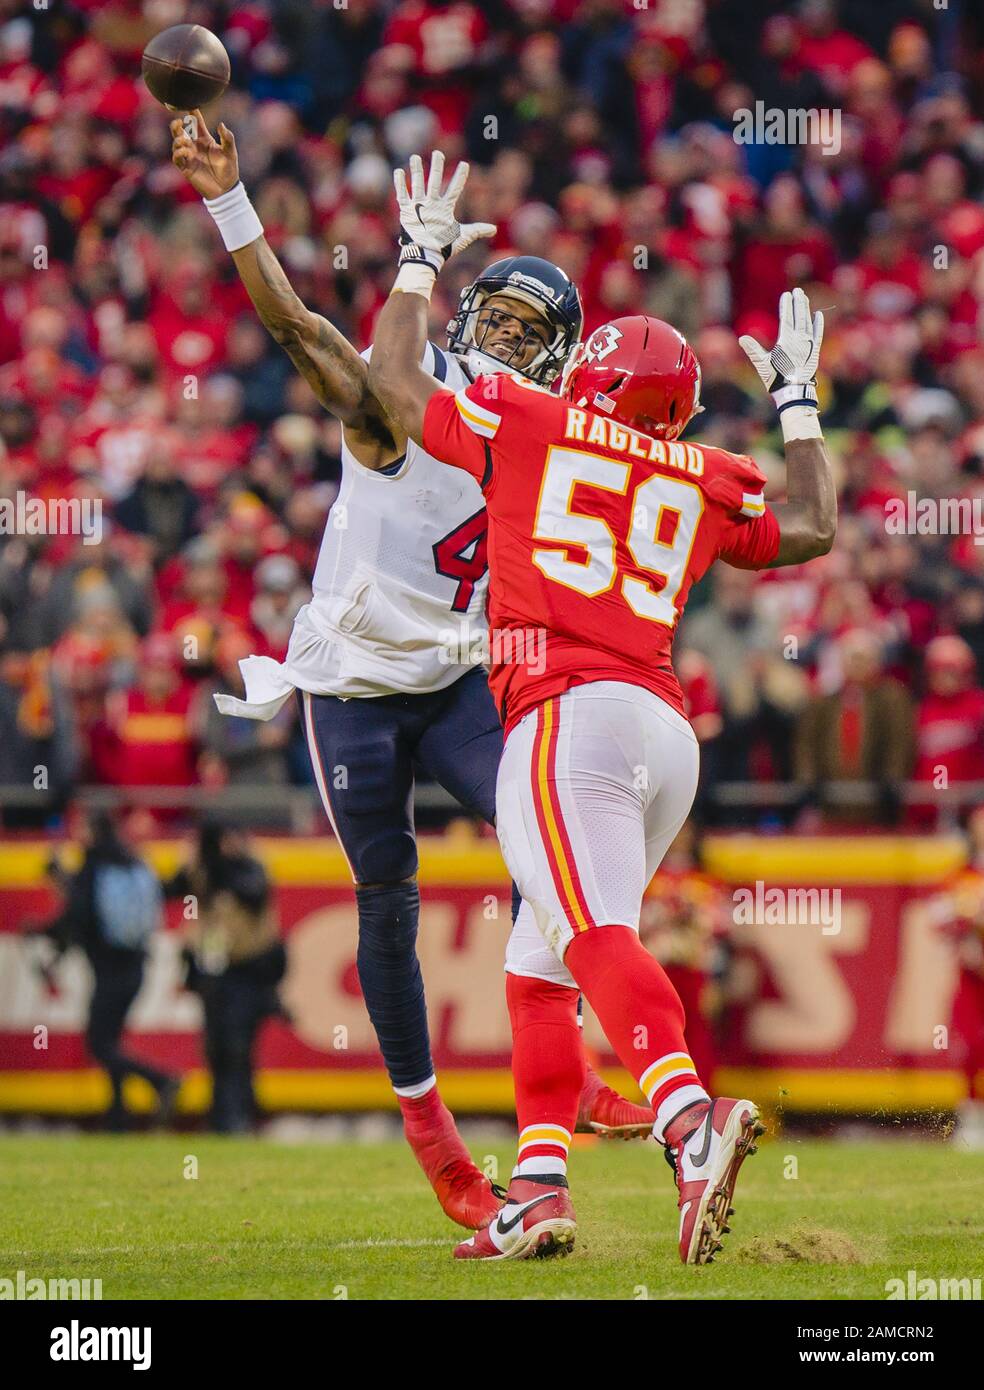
[[299, 667, 506, 1088]]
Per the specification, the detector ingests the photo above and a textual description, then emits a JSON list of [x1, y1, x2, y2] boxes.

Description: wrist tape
[[770, 380, 821, 441], [393, 261, 437, 299], [780, 403, 823, 442]]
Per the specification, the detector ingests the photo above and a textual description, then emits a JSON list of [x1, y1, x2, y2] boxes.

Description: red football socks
[[507, 973, 584, 1172], [564, 925, 709, 1137]]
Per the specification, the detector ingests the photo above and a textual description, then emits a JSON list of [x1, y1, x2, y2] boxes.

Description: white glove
[[739, 287, 823, 413], [394, 151, 496, 273]]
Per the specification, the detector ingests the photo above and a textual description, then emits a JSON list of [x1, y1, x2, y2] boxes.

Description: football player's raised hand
[[739, 288, 823, 407], [170, 108, 239, 200], [394, 151, 496, 272]]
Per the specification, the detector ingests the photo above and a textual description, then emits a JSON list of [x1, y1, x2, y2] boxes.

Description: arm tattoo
[[254, 241, 303, 324], [235, 238, 393, 441]]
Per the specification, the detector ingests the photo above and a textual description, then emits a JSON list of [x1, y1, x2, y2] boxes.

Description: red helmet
[[561, 315, 702, 441]]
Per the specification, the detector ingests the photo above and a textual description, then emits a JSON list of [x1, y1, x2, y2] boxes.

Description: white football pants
[[499, 681, 699, 988]]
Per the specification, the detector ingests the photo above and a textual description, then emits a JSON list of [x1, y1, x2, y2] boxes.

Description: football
[[141, 23, 230, 111]]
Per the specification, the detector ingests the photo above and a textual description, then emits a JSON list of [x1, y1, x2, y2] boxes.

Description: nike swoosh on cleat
[[495, 1193, 557, 1235], [690, 1110, 715, 1168]]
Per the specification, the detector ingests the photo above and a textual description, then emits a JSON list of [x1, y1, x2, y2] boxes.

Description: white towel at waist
[[213, 655, 296, 721]]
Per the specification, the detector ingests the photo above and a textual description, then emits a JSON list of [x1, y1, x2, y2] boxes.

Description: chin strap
[[462, 347, 529, 381]]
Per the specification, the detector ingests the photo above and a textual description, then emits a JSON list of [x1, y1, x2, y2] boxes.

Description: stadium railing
[[1, 781, 982, 829]]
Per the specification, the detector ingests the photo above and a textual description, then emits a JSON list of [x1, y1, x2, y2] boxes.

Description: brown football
[[141, 24, 230, 111]]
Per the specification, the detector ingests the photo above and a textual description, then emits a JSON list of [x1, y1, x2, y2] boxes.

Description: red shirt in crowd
[[382, 1, 489, 133], [915, 688, 984, 786], [96, 683, 199, 789]]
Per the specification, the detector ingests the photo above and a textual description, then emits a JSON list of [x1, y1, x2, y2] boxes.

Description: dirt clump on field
[[736, 1227, 864, 1264]]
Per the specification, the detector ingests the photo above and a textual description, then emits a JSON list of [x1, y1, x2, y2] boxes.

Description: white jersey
[[215, 343, 488, 720]]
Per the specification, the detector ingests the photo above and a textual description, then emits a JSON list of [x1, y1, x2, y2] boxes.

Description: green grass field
[[2, 1133, 982, 1300]]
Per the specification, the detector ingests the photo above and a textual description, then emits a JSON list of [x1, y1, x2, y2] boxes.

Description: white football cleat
[[453, 1174, 576, 1261], [669, 1097, 764, 1265]]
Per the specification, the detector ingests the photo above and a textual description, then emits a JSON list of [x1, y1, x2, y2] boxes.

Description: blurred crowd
[[2, 0, 984, 831]]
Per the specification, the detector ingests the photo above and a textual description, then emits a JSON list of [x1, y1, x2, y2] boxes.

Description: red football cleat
[[667, 1096, 764, 1265], [577, 1066, 655, 1140], [454, 1174, 576, 1261], [398, 1087, 503, 1230]]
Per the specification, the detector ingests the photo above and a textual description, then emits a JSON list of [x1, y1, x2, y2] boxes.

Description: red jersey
[[915, 689, 984, 785], [422, 374, 780, 732], [98, 685, 198, 789]]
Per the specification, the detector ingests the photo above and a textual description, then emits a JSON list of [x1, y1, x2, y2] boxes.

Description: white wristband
[[780, 405, 823, 442], [203, 182, 264, 253], [393, 262, 437, 299]]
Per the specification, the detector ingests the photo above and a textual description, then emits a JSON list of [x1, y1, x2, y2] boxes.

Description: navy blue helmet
[[446, 255, 583, 386]]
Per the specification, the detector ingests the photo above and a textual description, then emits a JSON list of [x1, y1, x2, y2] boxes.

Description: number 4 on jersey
[[433, 509, 489, 612]]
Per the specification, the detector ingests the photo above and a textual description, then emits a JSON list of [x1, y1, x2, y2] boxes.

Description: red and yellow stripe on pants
[[529, 698, 598, 934]]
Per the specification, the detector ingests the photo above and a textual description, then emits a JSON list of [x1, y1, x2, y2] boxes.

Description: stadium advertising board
[[0, 835, 974, 1116]]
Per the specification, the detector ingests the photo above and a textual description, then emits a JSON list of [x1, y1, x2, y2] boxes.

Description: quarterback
[[370, 154, 837, 1263]]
